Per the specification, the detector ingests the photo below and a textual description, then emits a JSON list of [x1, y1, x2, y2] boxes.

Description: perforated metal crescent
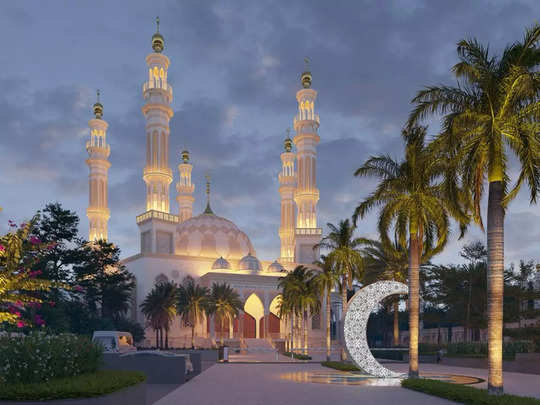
[[343, 281, 408, 378]]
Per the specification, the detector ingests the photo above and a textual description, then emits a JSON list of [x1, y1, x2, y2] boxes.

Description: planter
[[0, 382, 145, 405], [102, 353, 186, 384]]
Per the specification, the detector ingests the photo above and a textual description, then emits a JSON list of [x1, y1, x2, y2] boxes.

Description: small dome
[[238, 253, 262, 272], [301, 71, 312, 88], [181, 149, 190, 163], [152, 17, 164, 53], [284, 137, 292, 152], [267, 260, 285, 273], [212, 256, 231, 270]]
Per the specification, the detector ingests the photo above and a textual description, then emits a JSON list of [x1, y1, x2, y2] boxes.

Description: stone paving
[[153, 351, 540, 405]]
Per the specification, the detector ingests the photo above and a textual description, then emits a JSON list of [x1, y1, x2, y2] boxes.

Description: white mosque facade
[[86, 21, 336, 348]]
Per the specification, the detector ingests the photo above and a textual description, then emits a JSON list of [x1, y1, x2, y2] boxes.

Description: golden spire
[[152, 16, 165, 53], [284, 128, 292, 152], [204, 174, 214, 214], [93, 89, 103, 119], [301, 57, 312, 89]]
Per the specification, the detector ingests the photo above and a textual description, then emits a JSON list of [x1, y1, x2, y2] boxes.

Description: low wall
[[442, 354, 540, 375], [0, 382, 145, 405], [172, 349, 218, 362], [102, 354, 186, 384]]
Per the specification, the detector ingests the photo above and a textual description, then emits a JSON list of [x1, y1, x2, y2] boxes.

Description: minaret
[[86, 90, 111, 241], [176, 149, 195, 222], [278, 130, 296, 264], [292, 59, 322, 263], [142, 17, 173, 213]]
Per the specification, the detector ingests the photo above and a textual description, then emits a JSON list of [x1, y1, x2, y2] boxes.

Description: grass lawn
[[320, 361, 360, 371], [402, 378, 540, 405], [0, 370, 146, 401]]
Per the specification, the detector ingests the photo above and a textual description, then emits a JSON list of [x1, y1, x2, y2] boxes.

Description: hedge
[[283, 351, 312, 360], [0, 370, 145, 401], [321, 361, 360, 371], [0, 333, 103, 384], [402, 378, 540, 405]]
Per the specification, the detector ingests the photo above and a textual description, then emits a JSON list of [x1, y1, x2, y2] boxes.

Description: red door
[[243, 313, 256, 338], [269, 313, 280, 334]]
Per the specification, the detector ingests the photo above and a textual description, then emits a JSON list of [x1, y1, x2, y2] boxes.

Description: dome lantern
[[267, 260, 285, 273], [212, 256, 231, 270], [238, 252, 262, 272]]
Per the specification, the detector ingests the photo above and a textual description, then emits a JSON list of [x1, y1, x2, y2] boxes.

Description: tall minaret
[[292, 59, 322, 263], [86, 90, 111, 241], [176, 150, 195, 222], [142, 17, 173, 213], [278, 130, 296, 264]]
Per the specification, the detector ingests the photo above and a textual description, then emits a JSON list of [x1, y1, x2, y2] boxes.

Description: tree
[[141, 282, 178, 349], [362, 239, 409, 346], [316, 219, 365, 360], [407, 24, 540, 394], [353, 125, 467, 378], [208, 283, 242, 345], [0, 218, 57, 327], [73, 240, 134, 319], [278, 265, 318, 355], [313, 255, 339, 361], [177, 276, 210, 349]]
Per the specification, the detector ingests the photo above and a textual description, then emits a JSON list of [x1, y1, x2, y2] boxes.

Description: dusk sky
[[1, 1, 538, 266]]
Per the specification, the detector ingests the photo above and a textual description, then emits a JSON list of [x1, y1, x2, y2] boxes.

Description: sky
[[0, 0, 538, 267]]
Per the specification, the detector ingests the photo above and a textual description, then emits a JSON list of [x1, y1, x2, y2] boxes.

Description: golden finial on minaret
[[284, 128, 292, 152], [152, 16, 165, 53], [204, 174, 214, 214], [93, 89, 103, 119], [181, 149, 190, 163], [301, 57, 312, 89]]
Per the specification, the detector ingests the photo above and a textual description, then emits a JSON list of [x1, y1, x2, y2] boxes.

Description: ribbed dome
[[267, 260, 285, 273], [238, 253, 262, 272], [212, 256, 231, 270], [175, 213, 255, 260]]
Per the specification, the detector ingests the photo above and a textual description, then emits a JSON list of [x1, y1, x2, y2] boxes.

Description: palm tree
[[362, 239, 409, 347], [353, 125, 468, 378], [407, 24, 540, 393], [313, 255, 339, 361], [209, 282, 242, 345], [177, 276, 210, 349], [278, 265, 317, 355], [140, 281, 178, 349], [316, 219, 365, 360]]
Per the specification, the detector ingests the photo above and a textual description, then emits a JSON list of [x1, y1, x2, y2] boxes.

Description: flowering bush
[[0, 333, 103, 384]]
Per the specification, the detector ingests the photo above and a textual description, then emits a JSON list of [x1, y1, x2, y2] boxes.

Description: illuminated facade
[[91, 20, 336, 349], [86, 91, 110, 241]]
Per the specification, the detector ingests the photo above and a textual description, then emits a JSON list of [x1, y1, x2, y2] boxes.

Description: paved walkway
[[155, 362, 457, 405]]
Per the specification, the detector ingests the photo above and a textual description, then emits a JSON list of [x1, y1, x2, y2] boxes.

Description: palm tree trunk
[[160, 327, 164, 349], [191, 324, 195, 349], [155, 328, 159, 348], [340, 274, 348, 361], [165, 328, 169, 349], [326, 291, 331, 362], [408, 232, 420, 378], [487, 181, 504, 395], [290, 313, 294, 353], [393, 299, 399, 347], [303, 310, 308, 355], [221, 317, 225, 346]]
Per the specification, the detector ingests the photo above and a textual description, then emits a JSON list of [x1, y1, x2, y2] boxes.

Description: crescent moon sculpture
[[343, 280, 408, 378]]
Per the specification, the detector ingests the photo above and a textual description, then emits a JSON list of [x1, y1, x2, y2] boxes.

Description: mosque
[[85, 20, 336, 348]]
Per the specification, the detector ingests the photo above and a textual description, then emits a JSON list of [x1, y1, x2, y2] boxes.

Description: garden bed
[[402, 378, 540, 405], [0, 370, 145, 403], [321, 361, 360, 371]]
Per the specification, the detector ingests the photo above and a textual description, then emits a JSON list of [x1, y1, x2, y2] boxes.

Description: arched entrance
[[267, 294, 282, 338], [243, 293, 264, 338]]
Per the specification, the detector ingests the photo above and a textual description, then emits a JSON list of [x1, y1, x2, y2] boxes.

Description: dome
[[267, 260, 285, 273], [238, 253, 262, 272], [175, 213, 255, 260], [212, 256, 231, 270]]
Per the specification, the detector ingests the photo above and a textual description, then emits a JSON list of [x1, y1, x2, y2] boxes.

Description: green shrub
[[371, 349, 406, 361], [446, 341, 531, 359], [283, 351, 312, 360], [419, 343, 441, 353], [0, 333, 103, 384], [0, 370, 145, 401], [321, 361, 360, 371], [402, 378, 540, 404]]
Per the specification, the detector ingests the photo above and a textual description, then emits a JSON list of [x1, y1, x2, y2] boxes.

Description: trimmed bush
[[283, 351, 312, 360], [446, 341, 531, 360], [321, 361, 360, 371], [371, 349, 406, 361], [0, 333, 103, 384], [0, 370, 145, 401], [402, 378, 540, 405]]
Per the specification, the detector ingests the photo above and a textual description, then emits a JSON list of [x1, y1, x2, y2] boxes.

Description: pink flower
[[16, 321, 24, 328], [14, 311, 21, 318], [0, 244, 5, 252], [74, 285, 84, 292], [35, 315, 45, 326], [49, 301, 56, 307], [29, 236, 41, 245]]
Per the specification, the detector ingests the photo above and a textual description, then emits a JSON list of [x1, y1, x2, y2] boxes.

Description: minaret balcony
[[293, 113, 320, 126], [295, 228, 322, 236], [143, 82, 173, 102], [136, 209, 179, 225], [86, 142, 110, 157]]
